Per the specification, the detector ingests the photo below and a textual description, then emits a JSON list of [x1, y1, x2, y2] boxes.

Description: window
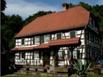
[[76, 30, 81, 35], [33, 52, 40, 65], [44, 35, 50, 43], [34, 52, 39, 59], [25, 52, 33, 60], [24, 38, 33, 45], [22, 52, 25, 59], [16, 39, 22, 47], [51, 34, 57, 40], [35, 36, 40, 45], [22, 39, 24, 45], [15, 53, 20, 59], [58, 51, 62, 57], [58, 47, 66, 60], [15, 52, 26, 65], [40, 36, 44, 44], [77, 50, 80, 59], [57, 33, 61, 39], [25, 52, 33, 65], [61, 32, 70, 39], [70, 31, 75, 38]]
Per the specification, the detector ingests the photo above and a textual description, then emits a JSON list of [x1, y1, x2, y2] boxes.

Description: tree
[[1, 15, 23, 75], [1, 0, 6, 11]]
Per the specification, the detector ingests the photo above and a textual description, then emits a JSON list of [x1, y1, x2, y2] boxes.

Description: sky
[[4, 0, 103, 20]]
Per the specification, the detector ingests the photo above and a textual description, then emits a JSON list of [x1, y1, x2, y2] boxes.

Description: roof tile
[[15, 6, 90, 38]]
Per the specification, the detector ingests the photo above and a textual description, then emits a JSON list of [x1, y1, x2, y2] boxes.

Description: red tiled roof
[[49, 37, 80, 46], [11, 37, 80, 51], [15, 6, 90, 38], [11, 47, 34, 51], [11, 43, 49, 51], [34, 43, 49, 49]]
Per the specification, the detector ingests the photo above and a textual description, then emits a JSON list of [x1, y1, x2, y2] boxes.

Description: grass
[[87, 73, 103, 77], [2, 73, 103, 77], [2, 73, 68, 77]]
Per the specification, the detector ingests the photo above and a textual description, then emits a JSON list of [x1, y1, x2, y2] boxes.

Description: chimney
[[62, 3, 69, 11]]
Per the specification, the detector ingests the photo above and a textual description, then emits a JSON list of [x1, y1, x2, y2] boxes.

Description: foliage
[[1, 15, 23, 50], [1, 15, 23, 75], [1, 0, 6, 11], [79, 2, 103, 31], [73, 59, 91, 75]]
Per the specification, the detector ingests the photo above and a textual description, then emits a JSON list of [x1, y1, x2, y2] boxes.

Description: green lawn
[[87, 73, 103, 77], [2, 73, 103, 77], [2, 73, 65, 77]]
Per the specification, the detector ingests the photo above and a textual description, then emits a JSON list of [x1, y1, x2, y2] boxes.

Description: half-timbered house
[[11, 5, 101, 72]]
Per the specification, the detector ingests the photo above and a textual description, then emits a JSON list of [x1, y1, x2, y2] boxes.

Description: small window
[[40, 36, 44, 44], [35, 36, 40, 45], [16, 39, 22, 47], [51, 34, 57, 40], [57, 33, 61, 39], [70, 31, 75, 38], [25, 52, 33, 60], [34, 52, 39, 58], [24, 38, 33, 45], [15, 53, 20, 59], [44, 35, 50, 43], [22, 52, 25, 59], [22, 38, 24, 45], [61, 32, 70, 39], [77, 50, 80, 59], [58, 51, 63, 59], [33, 37, 35, 44]]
